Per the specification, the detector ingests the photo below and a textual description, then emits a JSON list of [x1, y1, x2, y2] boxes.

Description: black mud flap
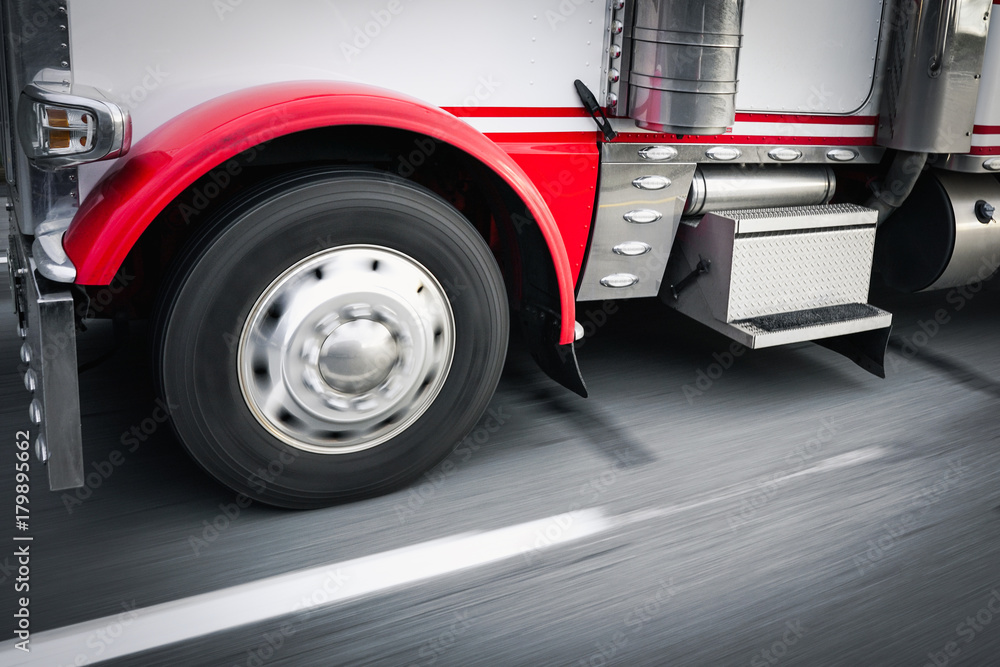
[[520, 304, 588, 398], [815, 325, 893, 379]]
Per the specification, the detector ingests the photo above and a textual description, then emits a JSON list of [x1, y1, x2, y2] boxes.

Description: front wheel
[[153, 171, 509, 508]]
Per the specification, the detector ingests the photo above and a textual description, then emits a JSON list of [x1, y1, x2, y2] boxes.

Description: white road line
[[0, 447, 884, 665], [0, 509, 612, 666], [618, 447, 886, 526]]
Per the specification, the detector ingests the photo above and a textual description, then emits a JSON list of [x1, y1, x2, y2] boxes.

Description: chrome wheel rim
[[238, 244, 455, 454]]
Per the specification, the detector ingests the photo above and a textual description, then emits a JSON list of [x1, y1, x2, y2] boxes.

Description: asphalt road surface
[[1, 266, 999, 667]]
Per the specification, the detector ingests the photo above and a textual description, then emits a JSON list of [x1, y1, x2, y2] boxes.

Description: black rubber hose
[[866, 151, 928, 225]]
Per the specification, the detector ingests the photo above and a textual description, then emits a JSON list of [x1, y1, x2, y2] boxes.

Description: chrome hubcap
[[318, 319, 398, 394], [238, 245, 455, 454]]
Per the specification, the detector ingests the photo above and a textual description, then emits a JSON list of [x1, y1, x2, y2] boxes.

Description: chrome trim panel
[[878, 0, 992, 153], [7, 225, 83, 490], [32, 228, 75, 282], [27, 193, 76, 281], [601, 0, 628, 113], [937, 153, 1000, 173], [602, 136, 886, 165], [577, 149, 696, 301], [604, 0, 636, 114]]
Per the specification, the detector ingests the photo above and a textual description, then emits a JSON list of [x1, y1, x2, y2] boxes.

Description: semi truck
[[4, 0, 999, 507]]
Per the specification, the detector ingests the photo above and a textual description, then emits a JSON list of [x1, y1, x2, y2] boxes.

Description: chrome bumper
[[7, 227, 83, 490]]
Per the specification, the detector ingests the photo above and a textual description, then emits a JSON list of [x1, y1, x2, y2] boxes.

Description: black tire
[[153, 170, 508, 508]]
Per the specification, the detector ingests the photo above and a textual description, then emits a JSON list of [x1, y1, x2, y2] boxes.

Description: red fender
[[64, 81, 577, 344]]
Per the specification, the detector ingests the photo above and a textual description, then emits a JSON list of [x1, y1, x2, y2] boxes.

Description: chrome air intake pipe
[[628, 0, 744, 135], [684, 165, 837, 217]]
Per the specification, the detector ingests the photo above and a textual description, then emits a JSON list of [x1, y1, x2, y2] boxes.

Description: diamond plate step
[[663, 204, 892, 376], [730, 303, 891, 348]]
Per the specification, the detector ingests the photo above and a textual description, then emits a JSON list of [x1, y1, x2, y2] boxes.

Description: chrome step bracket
[[664, 204, 893, 376]]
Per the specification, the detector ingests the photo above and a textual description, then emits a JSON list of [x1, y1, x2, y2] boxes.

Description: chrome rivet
[[706, 146, 742, 161], [24, 370, 37, 393], [638, 146, 678, 162], [613, 242, 652, 256], [608, 93, 618, 109], [611, 20, 623, 34], [29, 399, 43, 425], [35, 435, 49, 463], [768, 147, 803, 162], [20, 342, 31, 365], [623, 209, 663, 224], [610, 44, 622, 59], [600, 273, 639, 288], [612, 0, 625, 9], [826, 148, 858, 162], [609, 68, 620, 83], [632, 175, 671, 191]]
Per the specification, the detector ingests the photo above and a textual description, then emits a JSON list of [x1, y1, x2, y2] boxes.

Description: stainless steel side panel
[[577, 149, 696, 301], [941, 7, 1000, 172], [878, 0, 992, 153], [604, 131, 887, 165]]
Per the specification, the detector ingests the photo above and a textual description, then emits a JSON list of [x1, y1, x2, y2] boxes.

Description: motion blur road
[[1, 266, 999, 667]]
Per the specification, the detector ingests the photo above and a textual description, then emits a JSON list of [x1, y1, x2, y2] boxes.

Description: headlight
[[17, 83, 131, 169]]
